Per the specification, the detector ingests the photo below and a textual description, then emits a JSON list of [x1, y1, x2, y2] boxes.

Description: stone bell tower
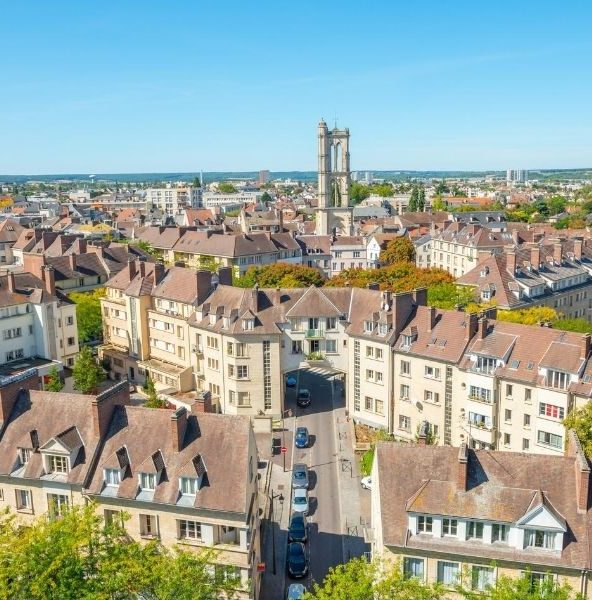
[[316, 120, 353, 236]]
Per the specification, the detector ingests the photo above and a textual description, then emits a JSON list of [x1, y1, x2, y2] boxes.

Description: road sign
[[280, 446, 287, 454], [257, 563, 265, 573]]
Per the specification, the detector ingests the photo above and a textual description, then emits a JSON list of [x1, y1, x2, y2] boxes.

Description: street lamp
[[269, 490, 285, 575]]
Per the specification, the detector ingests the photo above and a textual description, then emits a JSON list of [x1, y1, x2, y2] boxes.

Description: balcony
[[468, 422, 496, 446], [467, 394, 493, 405], [305, 328, 325, 339]]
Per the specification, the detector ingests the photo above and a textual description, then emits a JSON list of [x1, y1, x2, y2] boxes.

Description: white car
[[361, 476, 372, 490], [292, 488, 309, 514]]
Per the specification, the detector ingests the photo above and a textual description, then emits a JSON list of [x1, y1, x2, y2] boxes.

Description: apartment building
[[0, 218, 24, 264], [330, 235, 368, 275], [371, 434, 592, 597], [145, 186, 202, 216], [202, 191, 261, 209], [0, 373, 260, 600], [0, 270, 78, 368], [458, 238, 592, 318], [297, 235, 331, 276]]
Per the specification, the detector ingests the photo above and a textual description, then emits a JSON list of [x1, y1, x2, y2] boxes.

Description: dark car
[[296, 388, 311, 407], [288, 513, 307, 543], [292, 463, 309, 490], [294, 427, 309, 449], [287, 542, 308, 578]]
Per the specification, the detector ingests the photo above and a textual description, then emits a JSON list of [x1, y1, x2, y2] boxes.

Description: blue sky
[[2, 0, 591, 174]]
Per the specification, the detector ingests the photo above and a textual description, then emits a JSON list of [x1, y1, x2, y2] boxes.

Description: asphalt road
[[286, 368, 344, 590]]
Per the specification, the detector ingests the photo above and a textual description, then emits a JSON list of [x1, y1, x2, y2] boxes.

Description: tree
[[350, 181, 371, 205], [496, 306, 558, 326], [72, 346, 105, 394], [408, 186, 419, 212], [144, 376, 167, 409], [217, 182, 237, 194], [304, 557, 445, 600], [260, 191, 272, 204], [431, 194, 446, 211], [45, 365, 64, 392], [564, 403, 592, 458], [235, 263, 325, 288], [417, 187, 426, 211], [70, 288, 106, 343], [192, 176, 201, 187], [427, 283, 476, 310], [0, 503, 239, 600], [379, 237, 416, 265]]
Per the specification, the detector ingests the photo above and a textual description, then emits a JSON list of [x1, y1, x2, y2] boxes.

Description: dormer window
[[48, 455, 68, 474], [104, 468, 121, 486], [180, 476, 198, 496], [243, 318, 254, 330], [379, 323, 388, 336], [546, 369, 569, 390], [139, 472, 156, 491], [401, 335, 413, 349], [18, 448, 31, 465], [364, 321, 374, 333], [525, 529, 556, 550]]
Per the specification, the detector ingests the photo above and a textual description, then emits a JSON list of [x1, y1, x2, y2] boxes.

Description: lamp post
[[270, 490, 284, 575]]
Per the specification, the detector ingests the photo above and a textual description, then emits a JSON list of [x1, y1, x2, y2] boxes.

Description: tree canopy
[[70, 288, 106, 343], [144, 376, 167, 409], [235, 263, 325, 288], [0, 503, 240, 600], [45, 365, 64, 392], [379, 237, 416, 265], [564, 404, 592, 458], [217, 182, 237, 194], [72, 346, 105, 394]]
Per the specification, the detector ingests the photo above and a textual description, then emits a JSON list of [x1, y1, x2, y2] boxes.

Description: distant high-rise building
[[506, 169, 528, 184], [258, 170, 270, 185]]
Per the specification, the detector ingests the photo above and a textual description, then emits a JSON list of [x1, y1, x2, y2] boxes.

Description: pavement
[[258, 368, 369, 600]]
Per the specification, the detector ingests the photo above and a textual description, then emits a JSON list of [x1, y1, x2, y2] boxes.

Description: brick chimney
[[465, 312, 479, 340], [0, 368, 39, 425], [553, 242, 562, 265], [506, 248, 516, 275], [171, 407, 188, 453], [566, 430, 590, 513], [192, 391, 213, 414], [139, 261, 146, 278], [478, 317, 487, 339], [77, 238, 87, 254], [69, 254, 76, 272], [217, 267, 232, 287], [530, 245, 541, 270], [251, 284, 260, 312], [43, 265, 56, 295], [581, 334, 591, 360], [7, 272, 16, 293], [274, 287, 281, 306], [413, 287, 428, 307], [427, 306, 437, 332], [91, 380, 130, 439], [458, 443, 469, 492], [574, 238, 583, 261], [196, 270, 212, 304], [154, 261, 166, 284], [127, 258, 137, 280]]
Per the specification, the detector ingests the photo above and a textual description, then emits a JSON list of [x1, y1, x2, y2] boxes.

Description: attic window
[[509, 359, 520, 369], [139, 472, 156, 491], [180, 476, 198, 496], [379, 323, 388, 336], [480, 267, 489, 276], [584, 374, 592, 383], [242, 318, 254, 330], [364, 321, 374, 333], [104, 468, 121, 486], [18, 447, 31, 465], [526, 361, 534, 370], [48, 455, 69, 474]]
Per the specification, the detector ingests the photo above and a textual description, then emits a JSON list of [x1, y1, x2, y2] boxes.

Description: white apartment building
[[145, 186, 202, 216], [202, 192, 261, 209]]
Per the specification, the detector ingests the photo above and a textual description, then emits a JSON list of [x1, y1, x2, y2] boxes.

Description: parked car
[[288, 513, 307, 543], [287, 542, 308, 578], [286, 375, 297, 388], [294, 427, 309, 449], [296, 388, 311, 407], [292, 488, 309, 515], [361, 476, 372, 490], [287, 583, 307, 599], [292, 463, 309, 490]]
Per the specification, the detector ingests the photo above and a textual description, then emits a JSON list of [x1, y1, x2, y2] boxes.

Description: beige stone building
[[0, 373, 260, 600], [372, 435, 592, 597]]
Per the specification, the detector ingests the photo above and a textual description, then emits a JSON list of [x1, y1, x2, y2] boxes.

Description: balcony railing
[[305, 328, 325, 339], [468, 394, 493, 405]]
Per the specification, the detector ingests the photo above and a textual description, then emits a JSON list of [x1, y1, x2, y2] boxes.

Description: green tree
[[260, 191, 272, 203], [70, 288, 106, 343], [350, 181, 371, 205], [431, 194, 446, 211], [235, 263, 325, 288], [192, 176, 201, 187], [45, 365, 64, 392], [72, 346, 105, 394], [408, 186, 419, 212], [217, 182, 237, 194], [0, 503, 239, 600], [434, 181, 449, 195], [427, 283, 477, 310], [418, 187, 426, 211], [564, 404, 592, 458], [144, 376, 167, 409], [379, 237, 416, 265]]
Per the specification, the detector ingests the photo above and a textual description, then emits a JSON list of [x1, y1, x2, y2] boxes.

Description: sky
[[1, 0, 592, 174]]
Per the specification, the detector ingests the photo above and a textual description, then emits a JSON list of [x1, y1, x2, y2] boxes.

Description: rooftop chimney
[[252, 284, 260, 312], [506, 248, 516, 275], [566, 430, 590, 513], [7, 272, 16, 293], [127, 258, 137, 280], [69, 254, 76, 272], [217, 267, 232, 287], [478, 317, 487, 339], [574, 238, 583, 261], [581, 333, 591, 360], [154, 261, 166, 284], [413, 287, 428, 307], [530, 245, 541, 270], [0, 368, 39, 425], [43, 265, 56, 296], [553, 242, 562, 265], [196, 270, 212, 304], [171, 407, 188, 453], [465, 312, 479, 340], [92, 380, 130, 439], [427, 306, 437, 332], [458, 443, 469, 492]]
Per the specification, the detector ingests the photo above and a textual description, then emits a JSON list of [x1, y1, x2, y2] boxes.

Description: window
[[104, 468, 121, 486], [327, 317, 337, 330], [140, 472, 156, 491], [366, 346, 374, 358], [546, 369, 569, 389], [424, 390, 439, 403], [364, 321, 374, 333], [506, 384, 513, 398], [206, 336, 218, 349], [504, 433, 511, 446], [207, 357, 219, 370], [180, 477, 198, 495], [140, 514, 158, 537], [527, 572, 553, 591], [525, 529, 556, 550], [104, 509, 122, 526], [537, 430, 562, 449], [47, 493, 68, 518], [400, 384, 410, 399], [469, 386, 491, 402], [424, 366, 440, 379], [471, 566, 494, 591], [242, 318, 254, 330], [492, 523, 508, 543], [376, 371, 383, 383], [504, 409, 512, 423], [49, 455, 68, 474], [523, 438, 530, 451], [524, 414, 531, 427], [417, 515, 432, 533], [442, 518, 457, 536], [66, 316, 74, 326], [18, 447, 31, 465], [475, 356, 496, 374], [366, 369, 374, 380], [525, 388, 532, 403], [292, 340, 302, 354], [364, 396, 373, 411], [467, 521, 484, 540], [375, 399, 384, 415], [376, 348, 383, 360], [179, 519, 201, 540], [403, 557, 424, 580], [539, 402, 564, 420], [16, 489, 32, 511], [401, 360, 410, 376], [237, 365, 248, 379], [399, 415, 411, 431], [437, 561, 459, 586], [326, 339, 337, 353]]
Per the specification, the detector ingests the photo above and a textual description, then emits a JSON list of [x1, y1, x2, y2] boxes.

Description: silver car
[[292, 488, 309, 515], [292, 463, 309, 490]]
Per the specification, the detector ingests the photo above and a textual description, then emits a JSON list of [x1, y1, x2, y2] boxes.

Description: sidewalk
[[332, 379, 370, 563]]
